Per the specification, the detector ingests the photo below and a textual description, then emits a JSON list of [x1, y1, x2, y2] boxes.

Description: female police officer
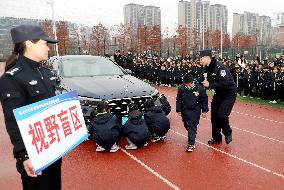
[[200, 50, 237, 145], [0, 25, 61, 190]]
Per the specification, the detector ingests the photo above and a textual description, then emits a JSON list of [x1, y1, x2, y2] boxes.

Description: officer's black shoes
[[225, 134, 232, 144], [208, 138, 222, 145]]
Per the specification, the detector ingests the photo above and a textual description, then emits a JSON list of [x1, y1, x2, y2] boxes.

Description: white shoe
[[144, 142, 148, 147], [272, 100, 277, 104], [125, 143, 138, 150], [96, 145, 105, 152], [269, 101, 273, 103], [242, 95, 247, 98], [110, 143, 119, 152], [160, 135, 166, 140]]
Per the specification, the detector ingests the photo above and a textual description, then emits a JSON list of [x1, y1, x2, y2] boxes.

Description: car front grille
[[107, 96, 153, 116]]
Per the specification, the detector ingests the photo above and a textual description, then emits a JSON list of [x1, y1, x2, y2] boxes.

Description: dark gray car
[[50, 55, 159, 121]]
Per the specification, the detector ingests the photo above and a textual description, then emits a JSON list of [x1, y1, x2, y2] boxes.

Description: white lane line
[[169, 129, 284, 180], [231, 110, 284, 125], [166, 95, 284, 125], [201, 118, 284, 145], [120, 147, 181, 190]]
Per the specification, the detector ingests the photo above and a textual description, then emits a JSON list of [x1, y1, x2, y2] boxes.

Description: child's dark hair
[[96, 101, 109, 113], [128, 103, 139, 112], [143, 99, 155, 109], [183, 73, 194, 84]]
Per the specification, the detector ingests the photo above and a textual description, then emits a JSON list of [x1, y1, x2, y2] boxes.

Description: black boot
[[225, 133, 232, 144], [208, 138, 222, 144]]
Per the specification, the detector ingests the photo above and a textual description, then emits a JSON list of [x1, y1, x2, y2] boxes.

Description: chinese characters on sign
[[28, 105, 83, 154], [13, 91, 88, 174]]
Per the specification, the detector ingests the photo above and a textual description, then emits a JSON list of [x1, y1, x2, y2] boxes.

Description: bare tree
[[56, 21, 70, 55]]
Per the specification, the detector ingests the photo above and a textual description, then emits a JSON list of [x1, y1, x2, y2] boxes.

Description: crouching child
[[88, 101, 120, 152], [144, 99, 170, 142], [176, 73, 208, 152], [123, 103, 150, 150]]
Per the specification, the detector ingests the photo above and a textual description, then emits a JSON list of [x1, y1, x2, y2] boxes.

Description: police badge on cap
[[10, 24, 58, 44]]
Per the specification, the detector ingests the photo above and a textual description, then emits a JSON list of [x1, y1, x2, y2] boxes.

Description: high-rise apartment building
[[279, 13, 284, 47], [178, 0, 227, 47], [124, 3, 161, 35], [232, 11, 277, 47], [210, 4, 228, 32]]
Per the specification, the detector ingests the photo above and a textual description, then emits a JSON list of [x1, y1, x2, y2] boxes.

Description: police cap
[[11, 24, 58, 44], [199, 49, 212, 58]]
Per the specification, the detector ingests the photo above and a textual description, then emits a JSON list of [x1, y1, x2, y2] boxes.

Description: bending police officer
[[200, 50, 237, 144]]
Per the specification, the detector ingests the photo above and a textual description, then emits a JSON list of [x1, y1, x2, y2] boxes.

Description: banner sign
[[13, 91, 88, 174]]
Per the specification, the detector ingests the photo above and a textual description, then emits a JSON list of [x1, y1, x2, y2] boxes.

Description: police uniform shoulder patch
[[220, 70, 226, 77], [6, 66, 22, 76]]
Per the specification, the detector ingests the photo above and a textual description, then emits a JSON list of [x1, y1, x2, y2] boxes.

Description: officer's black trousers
[[18, 158, 62, 190], [211, 91, 236, 141]]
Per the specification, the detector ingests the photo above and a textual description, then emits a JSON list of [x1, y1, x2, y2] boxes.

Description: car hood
[[60, 75, 155, 99]]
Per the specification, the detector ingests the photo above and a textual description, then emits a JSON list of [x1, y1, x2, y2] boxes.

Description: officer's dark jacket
[[144, 106, 170, 136], [206, 58, 236, 94], [0, 55, 57, 160], [123, 110, 150, 147], [176, 83, 208, 121], [88, 112, 120, 148]]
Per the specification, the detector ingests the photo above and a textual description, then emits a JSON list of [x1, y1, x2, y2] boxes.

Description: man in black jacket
[[200, 50, 237, 145]]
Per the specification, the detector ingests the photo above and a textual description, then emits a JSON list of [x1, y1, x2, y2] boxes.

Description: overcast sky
[[0, 0, 283, 35]]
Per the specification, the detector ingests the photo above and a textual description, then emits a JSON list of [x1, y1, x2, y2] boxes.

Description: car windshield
[[61, 57, 125, 77]]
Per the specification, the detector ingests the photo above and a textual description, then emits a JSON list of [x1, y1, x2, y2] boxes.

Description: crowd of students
[[125, 54, 284, 104]]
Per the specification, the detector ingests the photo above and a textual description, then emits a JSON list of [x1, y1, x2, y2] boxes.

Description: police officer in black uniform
[[0, 25, 61, 190], [200, 50, 237, 144]]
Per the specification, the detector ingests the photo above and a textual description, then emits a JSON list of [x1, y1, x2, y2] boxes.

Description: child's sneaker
[[96, 145, 105, 152], [185, 145, 195, 152], [110, 143, 119, 152], [160, 135, 166, 140], [144, 142, 148, 147], [151, 134, 161, 142], [125, 143, 138, 150]]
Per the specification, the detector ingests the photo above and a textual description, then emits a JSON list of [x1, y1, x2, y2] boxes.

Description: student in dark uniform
[[176, 73, 208, 152], [233, 64, 242, 96], [268, 66, 281, 103], [144, 99, 170, 142], [260, 65, 271, 100], [0, 25, 61, 190], [87, 101, 120, 152], [200, 49, 237, 145], [243, 66, 257, 98], [280, 65, 284, 102], [123, 103, 150, 150]]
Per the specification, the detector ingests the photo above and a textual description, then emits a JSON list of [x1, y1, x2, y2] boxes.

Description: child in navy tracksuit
[[88, 101, 120, 152], [176, 73, 209, 152], [123, 103, 150, 150], [144, 99, 170, 142]]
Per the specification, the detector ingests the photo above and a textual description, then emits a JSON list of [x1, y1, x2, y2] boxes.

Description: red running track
[[0, 86, 284, 190]]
